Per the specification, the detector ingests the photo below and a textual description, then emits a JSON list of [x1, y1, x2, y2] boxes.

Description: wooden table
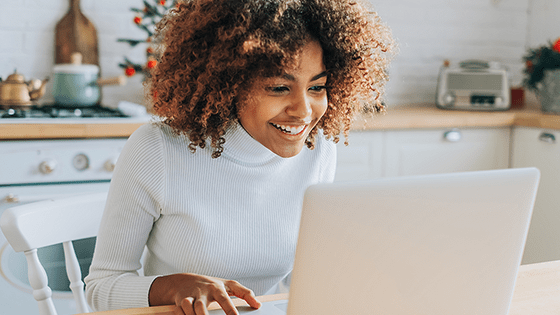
[[82, 260, 560, 315], [508, 260, 560, 315], [81, 293, 289, 315]]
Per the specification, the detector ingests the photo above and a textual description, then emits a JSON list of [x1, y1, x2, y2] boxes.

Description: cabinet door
[[384, 128, 511, 177], [334, 131, 383, 182], [511, 127, 560, 264]]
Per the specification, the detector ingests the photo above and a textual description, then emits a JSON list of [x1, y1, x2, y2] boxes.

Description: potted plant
[[523, 37, 560, 113]]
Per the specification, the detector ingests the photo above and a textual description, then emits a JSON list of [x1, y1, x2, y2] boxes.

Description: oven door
[[0, 182, 110, 315]]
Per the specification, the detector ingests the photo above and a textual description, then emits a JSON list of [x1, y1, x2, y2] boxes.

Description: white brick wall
[[0, 0, 148, 107], [0, 0, 558, 108], [372, 0, 532, 105], [527, 0, 560, 47]]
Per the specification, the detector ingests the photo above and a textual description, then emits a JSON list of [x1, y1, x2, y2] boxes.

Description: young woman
[[85, 1, 393, 314]]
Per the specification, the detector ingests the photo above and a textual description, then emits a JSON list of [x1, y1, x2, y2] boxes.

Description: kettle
[[0, 70, 49, 107]]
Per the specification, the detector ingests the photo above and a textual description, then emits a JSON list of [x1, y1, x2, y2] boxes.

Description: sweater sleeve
[[85, 123, 165, 311]]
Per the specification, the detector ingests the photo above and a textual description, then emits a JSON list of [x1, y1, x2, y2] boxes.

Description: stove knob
[[3, 193, 19, 203], [73, 153, 90, 171], [104, 157, 118, 172], [39, 159, 57, 174]]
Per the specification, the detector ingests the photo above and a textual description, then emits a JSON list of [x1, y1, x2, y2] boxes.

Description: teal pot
[[52, 63, 100, 107], [52, 63, 126, 107], [540, 69, 560, 113]]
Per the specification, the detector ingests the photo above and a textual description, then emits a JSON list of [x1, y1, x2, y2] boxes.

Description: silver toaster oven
[[436, 60, 510, 111]]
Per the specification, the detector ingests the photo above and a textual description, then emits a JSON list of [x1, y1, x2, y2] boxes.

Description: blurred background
[[0, 0, 559, 108]]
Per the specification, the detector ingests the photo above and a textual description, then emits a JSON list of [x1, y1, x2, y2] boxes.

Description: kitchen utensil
[[52, 53, 126, 107], [55, 0, 99, 66], [0, 70, 49, 108]]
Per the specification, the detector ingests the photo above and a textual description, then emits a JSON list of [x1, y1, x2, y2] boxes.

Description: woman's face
[[238, 40, 328, 158]]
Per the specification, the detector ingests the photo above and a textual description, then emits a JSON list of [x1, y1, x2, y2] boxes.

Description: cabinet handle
[[538, 132, 556, 144], [443, 129, 462, 142]]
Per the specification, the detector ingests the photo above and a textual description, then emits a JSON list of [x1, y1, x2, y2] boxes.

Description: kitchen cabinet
[[335, 127, 511, 181], [384, 128, 511, 177], [511, 127, 560, 264], [334, 131, 383, 181]]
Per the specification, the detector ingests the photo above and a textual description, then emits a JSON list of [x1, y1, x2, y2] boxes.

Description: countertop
[[0, 121, 147, 140], [353, 104, 560, 131], [2, 104, 560, 140]]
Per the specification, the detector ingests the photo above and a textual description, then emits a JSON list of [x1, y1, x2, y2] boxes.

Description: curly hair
[[146, 0, 394, 158]]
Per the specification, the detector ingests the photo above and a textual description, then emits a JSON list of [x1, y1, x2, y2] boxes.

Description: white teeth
[[271, 123, 306, 135]]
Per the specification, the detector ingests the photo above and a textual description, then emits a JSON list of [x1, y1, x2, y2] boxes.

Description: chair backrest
[[0, 192, 107, 315]]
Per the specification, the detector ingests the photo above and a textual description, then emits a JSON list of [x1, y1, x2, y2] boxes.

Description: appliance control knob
[[443, 93, 455, 106], [39, 159, 57, 174], [73, 153, 90, 171], [3, 193, 19, 203], [104, 157, 118, 172]]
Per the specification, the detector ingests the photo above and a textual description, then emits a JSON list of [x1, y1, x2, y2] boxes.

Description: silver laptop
[[211, 168, 540, 315]]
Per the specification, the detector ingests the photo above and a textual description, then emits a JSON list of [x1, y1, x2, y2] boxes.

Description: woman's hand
[[149, 273, 262, 315]]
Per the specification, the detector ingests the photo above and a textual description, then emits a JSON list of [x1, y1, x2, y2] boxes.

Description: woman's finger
[[179, 296, 196, 315], [211, 288, 239, 315], [224, 280, 262, 309], [193, 296, 210, 315]]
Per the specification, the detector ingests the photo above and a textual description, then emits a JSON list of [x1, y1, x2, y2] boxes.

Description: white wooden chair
[[0, 192, 107, 315]]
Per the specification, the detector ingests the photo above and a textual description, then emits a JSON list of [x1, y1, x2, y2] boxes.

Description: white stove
[[0, 102, 153, 124], [0, 102, 150, 315]]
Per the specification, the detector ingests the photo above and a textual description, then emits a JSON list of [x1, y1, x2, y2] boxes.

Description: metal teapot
[[0, 70, 49, 107]]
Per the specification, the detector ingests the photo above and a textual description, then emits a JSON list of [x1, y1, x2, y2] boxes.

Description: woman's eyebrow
[[281, 71, 328, 82], [311, 71, 328, 81]]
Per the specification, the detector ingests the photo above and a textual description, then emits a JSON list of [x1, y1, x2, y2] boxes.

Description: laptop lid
[[286, 168, 539, 315]]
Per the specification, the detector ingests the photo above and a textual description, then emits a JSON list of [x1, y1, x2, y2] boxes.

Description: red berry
[[125, 67, 136, 77], [147, 60, 157, 69], [553, 37, 560, 53], [159, 0, 166, 5], [134, 16, 142, 24]]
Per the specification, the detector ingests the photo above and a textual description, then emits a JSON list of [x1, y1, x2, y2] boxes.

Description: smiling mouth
[[270, 123, 307, 135]]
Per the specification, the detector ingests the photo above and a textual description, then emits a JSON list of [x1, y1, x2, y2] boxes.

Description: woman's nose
[[286, 91, 312, 120]]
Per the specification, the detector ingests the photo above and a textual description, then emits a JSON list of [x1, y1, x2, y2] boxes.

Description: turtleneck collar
[[220, 122, 280, 165]]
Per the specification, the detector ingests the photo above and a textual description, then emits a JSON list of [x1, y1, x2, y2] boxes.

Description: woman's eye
[[309, 85, 327, 92], [266, 86, 289, 93]]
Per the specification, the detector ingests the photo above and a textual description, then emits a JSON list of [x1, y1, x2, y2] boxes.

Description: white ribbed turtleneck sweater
[[84, 122, 336, 311]]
